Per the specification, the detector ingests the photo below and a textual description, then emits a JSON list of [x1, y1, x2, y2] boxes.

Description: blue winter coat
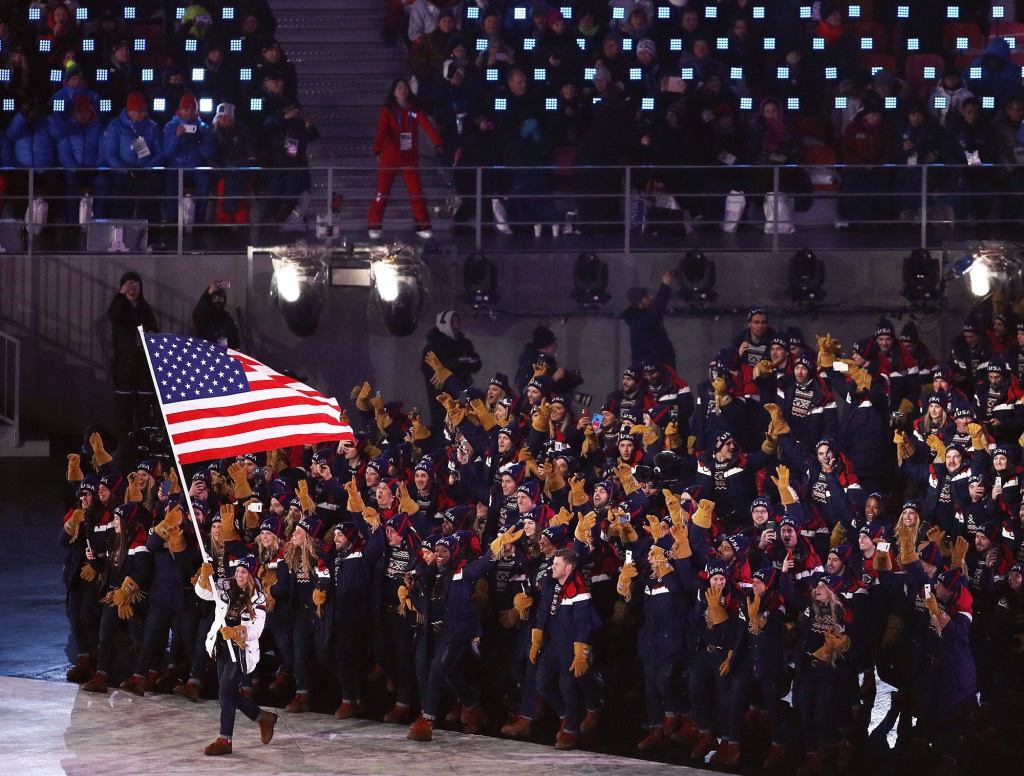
[[99, 110, 164, 168], [968, 38, 1022, 107], [161, 115, 215, 168], [4, 113, 57, 168], [54, 114, 103, 169], [51, 85, 101, 115]]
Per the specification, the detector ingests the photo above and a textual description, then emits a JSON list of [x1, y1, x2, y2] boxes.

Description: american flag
[[142, 332, 353, 464]]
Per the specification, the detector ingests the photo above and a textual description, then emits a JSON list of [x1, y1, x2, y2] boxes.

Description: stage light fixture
[[902, 249, 942, 303], [787, 248, 826, 302], [953, 244, 1020, 299], [463, 253, 499, 308], [677, 250, 717, 303], [571, 252, 610, 307], [370, 244, 425, 336], [271, 247, 327, 337]]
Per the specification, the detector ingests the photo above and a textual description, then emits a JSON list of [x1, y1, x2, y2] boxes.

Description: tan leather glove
[[568, 475, 589, 507], [664, 421, 681, 450], [616, 461, 639, 496], [951, 535, 969, 569], [469, 399, 498, 431], [616, 562, 638, 600], [712, 377, 732, 407], [296, 479, 316, 514], [692, 499, 715, 529], [397, 482, 420, 515], [155, 505, 184, 540], [499, 608, 520, 628], [644, 514, 667, 541], [112, 577, 142, 620], [532, 400, 552, 432], [312, 587, 327, 617], [663, 488, 683, 526], [344, 479, 365, 513], [872, 547, 892, 572], [668, 522, 692, 559], [195, 561, 214, 591], [753, 360, 773, 380], [424, 351, 453, 389], [90, 431, 112, 466], [374, 397, 393, 432], [649, 546, 674, 578], [771, 464, 798, 506], [967, 422, 987, 451], [64, 509, 85, 542], [362, 507, 380, 531], [747, 593, 763, 635], [529, 628, 543, 663], [489, 525, 525, 558], [513, 592, 533, 621], [125, 472, 143, 503], [409, 411, 432, 441], [549, 507, 572, 527], [618, 520, 639, 544], [705, 588, 729, 626], [896, 522, 918, 566], [894, 429, 916, 467], [574, 511, 596, 544], [926, 434, 947, 462], [570, 642, 591, 678], [79, 563, 98, 582], [243, 502, 261, 530], [219, 504, 239, 542], [260, 568, 278, 612], [829, 521, 847, 549], [168, 468, 181, 495], [764, 403, 792, 437], [351, 381, 373, 412], [220, 625, 247, 648], [580, 424, 597, 457], [67, 454, 84, 482], [227, 462, 253, 500], [397, 584, 416, 615]]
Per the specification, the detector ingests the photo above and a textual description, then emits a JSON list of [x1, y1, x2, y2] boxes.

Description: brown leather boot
[[66, 655, 92, 684], [554, 730, 578, 750], [661, 715, 680, 736], [462, 704, 488, 734], [690, 730, 717, 761], [709, 739, 741, 768], [763, 743, 786, 769], [203, 737, 232, 756], [446, 704, 463, 723], [407, 715, 433, 742], [670, 715, 699, 748], [579, 708, 600, 734], [173, 680, 201, 702], [258, 711, 278, 745], [285, 692, 309, 713], [81, 672, 108, 694], [637, 727, 664, 752], [334, 701, 360, 720], [119, 675, 147, 697], [500, 715, 532, 738], [268, 673, 291, 694], [383, 703, 413, 724]]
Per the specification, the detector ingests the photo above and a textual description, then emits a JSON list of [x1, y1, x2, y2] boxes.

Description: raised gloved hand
[[575, 511, 597, 544], [893, 429, 916, 467], [753, 359, 773, 380], [570, 642, 591, 678], [747, 593, 763, 634], [649, 545, 674, 578], [895, 522, 918, 566], [764, 403, 792, 437], [125, 472, 143, 503], [469, 399, 498, 431], [692, 499, 715, 529], [532, 400, 552, 433], [489, 525, 524, 558], [616, 462, 639, 496], [499, 608, 520, 628], [618, 518, 639, 544], [568, 475, 589, 507], [362, 507, 380, 531], [925, 434, 947, 462], [194, 561, 214, 591], [824, 630, 851, 658], [89, 431, 112, 467], [951, 535, 970, 570], [926, 524, 946, 545], [220, 625, 247, 648], [705, 588, 729, 626], [548, 507, 572, 527], [155, 504, 185, 546], [64, 509, 85, 542], [397, 584, 416, 615], [243, 501, 261, 530], [227, 462, 253, 500], [542, 461, 566, 495], [260, 568, 278, 612], [529, 628, 543, 663], [663, 488, 683, 526], [872, 545, 892, 572], [397, 482, 420, 515], [644, 514, 666, 541], [296, 479, 316, 514], [344, 479, 365, 513], [409, 411, 432, 442], [664, 421, 681, 451], [351, 381, 373, 412], [668, 522, 691, 559], [829, 521, 847, 549], [967, 422, 987, 451], [513, 592, 533, 621], [373, 396, 393, 432], [67, 454, 84, 482], [719, 649, 733, 677], [580, 424, 597, 458], [517, 447, 541, 478], [424, 351, 453, 390], [923, 593, 941, 621], [712, 377, 732, 407], [616, 562, 638, 600], [771, 465, 798, 506], [219, 504, 239, 542], [168, 468, 181, 495]]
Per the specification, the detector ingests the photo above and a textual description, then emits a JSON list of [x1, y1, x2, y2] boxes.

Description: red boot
[[285, 692, 309, 713], [259, 711, 278, 745], [579, 708, 600, 734], [554, 729, 578, 750], [407, 715, 433, 742], [500, 715, 532, 738], [173, 680, 201, 702], [462, 704, 488, 734], [446, 704, 463, 723], [334, 701, 360, 720], [66, 655, 92, 684], [637, 727, 664, 752], [709, 739, 741, 768], [690, 730, 717, 761], [384, 703, 413, 724], [268, 673, 291, 694], [203, 737, 232, 756], [662, 715, 680, 736], [81, 672, 108, 694], [763, 743, 786, 769], [119, 675, 147, 697], [670, 715, 699, 748]]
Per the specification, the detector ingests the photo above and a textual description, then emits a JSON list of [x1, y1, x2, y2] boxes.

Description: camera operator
[[161, 93, 215, 224]]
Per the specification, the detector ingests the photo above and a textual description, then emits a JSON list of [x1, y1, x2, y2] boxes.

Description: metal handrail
[[0, 329, 20, 448]]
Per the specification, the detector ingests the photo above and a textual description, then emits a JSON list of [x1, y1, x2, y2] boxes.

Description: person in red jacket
[[368, 78, 443, 240]]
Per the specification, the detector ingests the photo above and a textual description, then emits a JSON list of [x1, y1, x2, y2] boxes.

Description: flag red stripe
[[166, 394, 335, 423], [170, 410, 345, 444], [177, 430, 353, 465]]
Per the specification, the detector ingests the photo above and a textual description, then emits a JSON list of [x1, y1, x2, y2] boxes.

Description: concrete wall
[[0, 248, 976, 437]]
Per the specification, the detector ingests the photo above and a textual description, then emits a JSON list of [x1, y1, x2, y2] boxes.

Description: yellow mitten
[[219, 504, 239, 542], [64, 509, 85, 542], [67, 454, 84, 482], [227, 462, 253, 500], [90, 432, 112, 466], [705, 588, 729, 626], [374, 401, 393, 432], [616, 562, 638, 600], [351, 381, 373, 412], [424, 351, 453, 390], [312, 588, 327, 617], [570, 642, 591, 678], [574, 511, 597, 544], [125, 473, 143, 503], [296, 480, 316, 514], [568, 475, 589, 508], [692, 499, 715, 529], [397, 482, 420, 515], [529, 629, 543, 663], [513, 592, 533, 621], [926, 434, 947, 463], [967, 422, 987, 451]]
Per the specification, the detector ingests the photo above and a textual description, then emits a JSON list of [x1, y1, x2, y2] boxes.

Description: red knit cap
[[126, 92, 146, 113], [179, 93, 198, 112]]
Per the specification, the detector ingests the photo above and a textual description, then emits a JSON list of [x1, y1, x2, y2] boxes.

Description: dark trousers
[[797, 659, 837, 752], [67, 581, 101, 655], [189, 609, 215, 681], [689, 646, 733, 733], [97, 603, 143, 674], [374, 610, 417, 706], [537, 644, 582, 733], [217, 645, 261, 738], [135, 602, 196, 676], [643, 656, 682, 727], [416, 632, 474, 719], [730, 667, 783, 744], [292, 607, 329, 693], [264, 618, 294, 676], [333, 622, 366, 702]]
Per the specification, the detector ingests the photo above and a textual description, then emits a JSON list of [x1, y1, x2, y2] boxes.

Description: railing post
[[920, 164, 928, 249], [624, 166, 631, 256], [12, 337, 19, 448], [771, 165, 780, 253], [474, 167, 482, 251], [26, 168, 34, 256], [176, 168, 184, 255]]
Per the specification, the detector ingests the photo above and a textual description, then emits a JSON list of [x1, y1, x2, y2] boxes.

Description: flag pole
[[137, 326, 211, 563]]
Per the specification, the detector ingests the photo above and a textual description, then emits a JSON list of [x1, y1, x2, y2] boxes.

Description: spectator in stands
[[751, 97, 802, 194], [505, 113, 558, 237], [162, 93, 215, 224], [657, 5, 704, 60], [259, 68, 319, 226], [890, 99, 942, 220], [179, 3, 217, 52], [943, 97, 996, 226], [197, 38, 238, 107], [535, 11, 580, 86], [930, 67, 974, 128], [592, 33, 629, 87], [410, 9, 457, 109], [255, 39, 297, 101], [621, 8, 653, 45], [40, 3, 81, 69], [211, 102, 257, 225], [838, 95, 891, 226], [576, 10, 605, 59], [420, 309, 481, 428], [99, 37, 144, 116], [809, 1, 855, 80], [83, 9, 127, 71], [968, 38, 1021, 110], [629, 39, 663, 99], [699, 102, 752, 221], [549, 78, 589, 148], [97, 92, 165, 221], [367, 78, 440, 240], [573, 79, 632, 233], [678, 38, 725, 85], [434, 60, 474, 167], [991, 96, 1024, 222], [193, 280, 240, 348], [55, 94, 103, 223], [4, 97, 58, 221], [151, 66, 189, 127], [52, 63, 101, 116], [407, 0, 446, 44], [476, 14, 517, 74], [3, 41, 41, 107], [106, 270, 158, 434]]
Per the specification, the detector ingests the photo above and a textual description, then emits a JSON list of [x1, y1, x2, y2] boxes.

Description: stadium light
[[370, 244, 425, 336], [463, 252, 499, 309], [677, 250, 716, 303], [571, 252, 610, 307], [787, 248, 826, 302], [902, 249, 942, 303]]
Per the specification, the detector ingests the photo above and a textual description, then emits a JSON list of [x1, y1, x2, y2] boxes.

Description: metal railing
[[0, 162, 1020, 255], [0, 329, 20, 448]]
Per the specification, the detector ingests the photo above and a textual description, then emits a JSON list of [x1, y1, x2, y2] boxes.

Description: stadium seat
[[801, 143, 839, 192], [942, 21, 983, 53], [859, 53, 897, 75], [793, 114, 830, 144], [987, 21, 1024, 49], [851, 20, 887, 52], [904, 53, 946, 89]]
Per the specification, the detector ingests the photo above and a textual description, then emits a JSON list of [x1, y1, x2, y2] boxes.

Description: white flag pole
[[137, 326, 211, 563]]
